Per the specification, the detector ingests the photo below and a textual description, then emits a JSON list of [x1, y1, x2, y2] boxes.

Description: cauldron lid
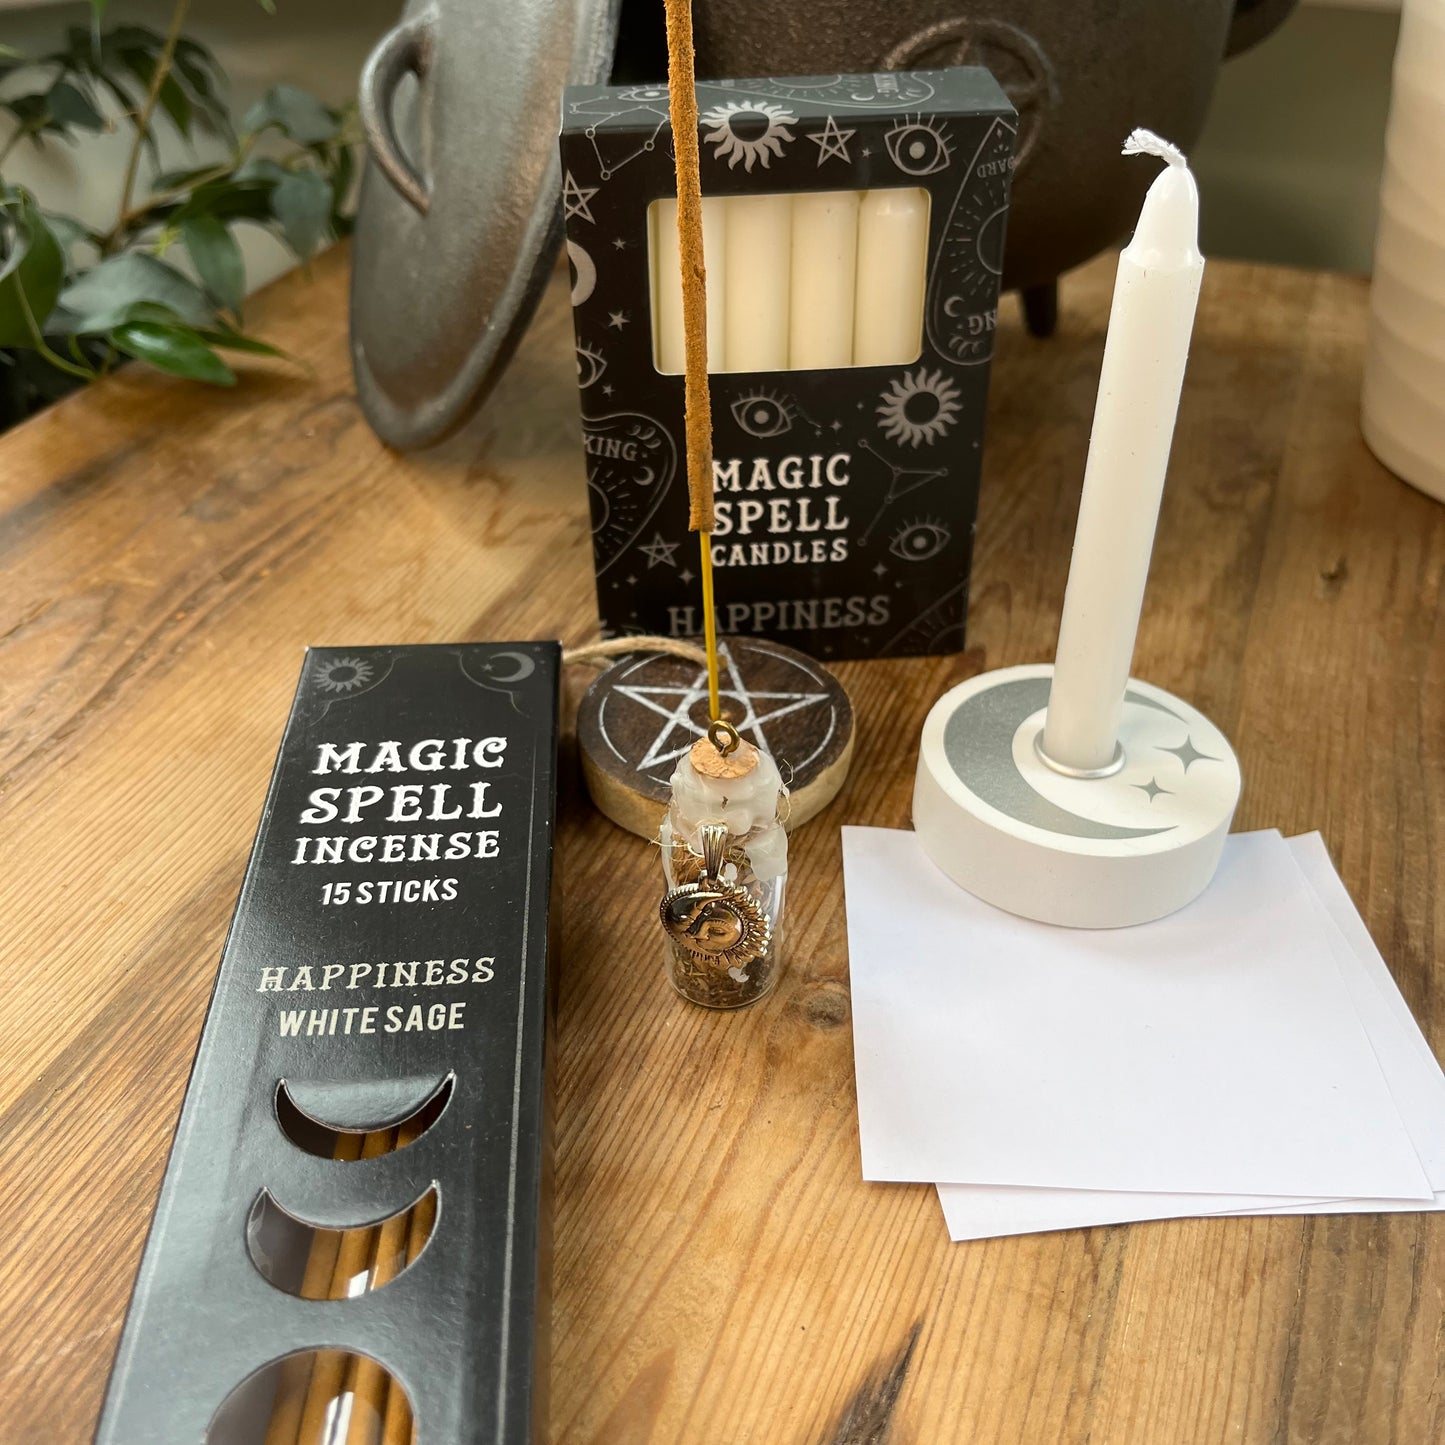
[[350, 0, 621, 449]]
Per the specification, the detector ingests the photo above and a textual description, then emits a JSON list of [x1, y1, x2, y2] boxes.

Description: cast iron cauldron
[[615, 0, 1297, 333]]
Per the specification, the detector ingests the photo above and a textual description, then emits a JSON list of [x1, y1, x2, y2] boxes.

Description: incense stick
[[294, 1128, 395, 1445], [264, 1129, 367, 1445], [663, 0, 723, 724], [342, 1117, 428, 1444]]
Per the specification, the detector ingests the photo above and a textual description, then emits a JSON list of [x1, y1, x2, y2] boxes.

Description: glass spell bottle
[[658, 730, 788, 1008]]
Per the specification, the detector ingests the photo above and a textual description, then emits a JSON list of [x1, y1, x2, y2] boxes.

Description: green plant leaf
[[112, 320, 235, 384], [57, 251, 214, 333], [47, 80, 105, 132], [0, 193, 66, 347], [272, 169, 333, 260], [201, 327, 285, 358], [182, 214, 244, 315], [242, 85, 338, 146]]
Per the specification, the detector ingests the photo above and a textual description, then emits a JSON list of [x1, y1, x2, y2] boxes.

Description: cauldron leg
[[1021, 282, 1059, 339]]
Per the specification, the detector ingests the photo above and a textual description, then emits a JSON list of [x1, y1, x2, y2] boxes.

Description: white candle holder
[[913, 664, 1240, 928]]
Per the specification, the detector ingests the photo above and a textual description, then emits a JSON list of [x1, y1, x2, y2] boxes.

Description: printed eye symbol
[[730, 391, 795, 438], [884, 118, 952, 176], [889, 519, 950, 562], [576, 344, 607, 388]]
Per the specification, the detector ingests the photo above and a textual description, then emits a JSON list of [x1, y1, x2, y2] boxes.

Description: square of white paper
[[843, 827, 1431, 1200], [933, 834, 1445, 1239]]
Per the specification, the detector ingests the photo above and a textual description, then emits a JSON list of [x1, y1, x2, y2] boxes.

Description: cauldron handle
[[1226, 0, 1298, 57], [359, 8, 437, 216]]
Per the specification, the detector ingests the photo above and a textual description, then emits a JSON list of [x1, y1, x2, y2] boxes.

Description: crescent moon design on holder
[[941, 675, 1174, 840]]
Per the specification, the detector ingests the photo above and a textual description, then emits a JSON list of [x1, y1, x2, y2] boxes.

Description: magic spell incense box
[[560, 68, 1016, 660], [96, 643, 559, 1445]]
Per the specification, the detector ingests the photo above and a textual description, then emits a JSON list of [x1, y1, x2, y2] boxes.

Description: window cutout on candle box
[[246, 1184, 439, 1300], [274, 1073, 453, 1159], [206, 1348, 415, 1444], [648, 188, 930, 374]]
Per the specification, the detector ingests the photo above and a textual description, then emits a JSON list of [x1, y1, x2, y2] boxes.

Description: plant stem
[[109, 137, 254, 238], [104, 0, 191, 255], [18, 284, 95, 382]]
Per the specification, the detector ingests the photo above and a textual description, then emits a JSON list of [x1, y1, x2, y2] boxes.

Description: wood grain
[[0, 243, 1441, 1445]]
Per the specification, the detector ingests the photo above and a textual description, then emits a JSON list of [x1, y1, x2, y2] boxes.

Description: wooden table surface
[[1, 244, 1442, 1445]]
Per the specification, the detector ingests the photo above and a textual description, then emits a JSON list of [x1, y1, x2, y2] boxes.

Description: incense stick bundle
[[262, 1125, 424, 1445]]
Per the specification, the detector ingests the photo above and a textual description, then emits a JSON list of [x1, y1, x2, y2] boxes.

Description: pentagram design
[[562, 170, 598, 223], [616, 642, 831, 772], [881, 17, 1056, 167], [639, 532, 679, 569], [807, 115, 855, 165]]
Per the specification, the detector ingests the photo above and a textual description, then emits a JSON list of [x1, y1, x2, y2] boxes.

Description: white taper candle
[[789, 190, 860, 368], [1041, 131, 1205, 774], [853, 187, 929, 365], [724, 193, 792, 370], [654, 197, 727, 374]]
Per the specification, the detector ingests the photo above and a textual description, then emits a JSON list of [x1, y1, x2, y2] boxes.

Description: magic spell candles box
[[560, 68, 1016, 660], [96, 643, 559, 1445]]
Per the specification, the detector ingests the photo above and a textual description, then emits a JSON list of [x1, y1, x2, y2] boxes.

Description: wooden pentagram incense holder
[[97, 644, 560, 1444]]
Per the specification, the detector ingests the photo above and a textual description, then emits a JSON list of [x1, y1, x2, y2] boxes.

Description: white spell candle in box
[[853, 188, 929, 366], [789, 190, 860, 368], [655, 196, 727, 373], [725, 193, 793, 370], [1040, 132, 1205, 774]]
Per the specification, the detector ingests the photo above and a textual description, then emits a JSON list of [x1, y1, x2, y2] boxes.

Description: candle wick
[[1121, 128, 1188, 170]]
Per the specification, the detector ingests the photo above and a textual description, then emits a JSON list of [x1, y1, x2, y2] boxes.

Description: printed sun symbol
[[876, 367, 965, 448], [313, 656, 374, 693], [701, 101, 796, 172]]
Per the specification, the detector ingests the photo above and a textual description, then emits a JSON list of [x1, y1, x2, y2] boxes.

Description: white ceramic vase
[[1362, 0, 1445, 503]]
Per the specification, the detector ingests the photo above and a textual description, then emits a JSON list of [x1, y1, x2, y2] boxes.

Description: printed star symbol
[[601, 383, 614, 396], [678, 567, 694, 584], [611, 236, 628, 250], [562, 170, 598, 223], [873, 562, 888, 577], [1157, 734, 1220, 771], [1133, 776, 1173, 803], [807, 114, 855, 165], [639, 531, 679, 569], [607, 310, 629, 330], [616, 642, 831, 771]]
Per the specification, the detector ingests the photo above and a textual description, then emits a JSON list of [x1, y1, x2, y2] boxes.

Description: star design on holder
[[607, 310, 629, 330], [611, 236, 628, 250], [618, 643, 831, 771], [678, 567, 695, 584], [601, 383, 614, 396], [639, 531, 679, 569], [873, 562, 889, 577], [1133, 776, 1173, 803], [562, 170, 598, 223], [807, 114, 855, 165], [1158, 734, 1220, 772]]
